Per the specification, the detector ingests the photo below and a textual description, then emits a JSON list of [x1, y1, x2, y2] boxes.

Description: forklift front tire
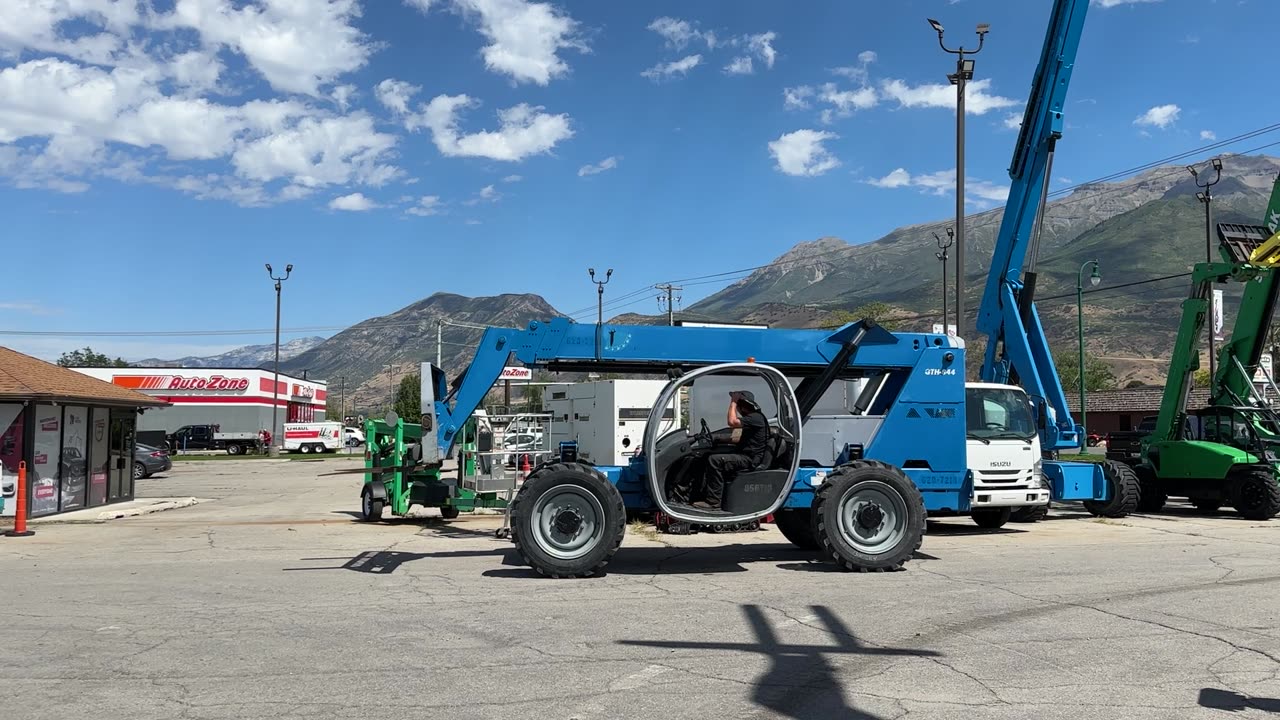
[[360, 486, 384, 522], [440, 506, 460, 520], [815, 460, 925, 572]]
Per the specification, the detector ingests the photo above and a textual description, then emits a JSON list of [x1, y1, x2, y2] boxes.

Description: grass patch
[[1058, 454, 1105, 463], [627, 518, 666, 544]]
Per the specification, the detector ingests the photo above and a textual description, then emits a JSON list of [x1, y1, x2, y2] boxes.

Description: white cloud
[[783, 86, 815, 110], [375, 78, 420, 116], [1200, 130, 1217, 141], [768, 130, 840, 177], [646, 17, 716, 50], [1134, 103, 1180, 129], [464, 183, 500, 204], [501, 174, 522, 183], [867, 167, 1009, 207], [830, 51, 876, 84], [331, 84, 356, 111], [880, 77, 1019, 115], [419, 94, 573, 161], [745, 31, 777, 69], [448, 0, 586, 85], [724, 57, 753, 75], [406, 195, 443, 216], [231, 114, 400, 187], [1092, 0, 1162, 7], [0, 301, 59, 316], [785, 82, 877, 122], [329, 192, 377, 211], [157, 0, 375, 96], [0, 0, 141, 66], [1002, 112, 1023, 130], [641, 54, 702, 81], [578, 156, 618, 177], [169, 50, 224, 93]]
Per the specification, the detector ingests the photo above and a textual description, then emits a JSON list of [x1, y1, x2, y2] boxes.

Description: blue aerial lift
[[975, 0, 1140, 519], [362, 318, 978, 577]]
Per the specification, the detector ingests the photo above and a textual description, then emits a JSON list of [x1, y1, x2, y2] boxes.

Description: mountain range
[[154, 153, 1280, 409], [138, 336, 325, 368]]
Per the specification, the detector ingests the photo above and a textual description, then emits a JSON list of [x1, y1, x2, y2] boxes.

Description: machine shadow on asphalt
[[1199, 688, 1280, 712], [618, 604, 939, 720]]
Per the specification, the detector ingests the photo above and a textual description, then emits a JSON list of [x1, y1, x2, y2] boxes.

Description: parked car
[[134, 443, 173, 480], [1105, 416, 1158, 465], [344, 426, 365, 447]]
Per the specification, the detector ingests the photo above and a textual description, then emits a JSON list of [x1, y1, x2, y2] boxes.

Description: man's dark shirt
[[737, 410, 769, 466]]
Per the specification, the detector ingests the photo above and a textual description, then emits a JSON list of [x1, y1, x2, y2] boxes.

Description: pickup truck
[[164, 424, 264, 455], [1104, 416, 1157, 465]]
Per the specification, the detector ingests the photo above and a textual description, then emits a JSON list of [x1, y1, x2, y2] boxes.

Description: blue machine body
[[974, 0, 1107, 500], [431, 317, 973, 513]]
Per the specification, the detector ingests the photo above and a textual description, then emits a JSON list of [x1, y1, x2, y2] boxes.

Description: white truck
[[283, 422, 345, 454], [963, 382, 1051, 527]]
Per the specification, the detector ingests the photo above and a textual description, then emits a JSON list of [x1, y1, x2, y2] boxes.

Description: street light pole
[[265, 263, 292, 456], [1189, 158, 1223, 386], [934, 228, 954, 332], [1076, 259, 1101, 451], [589, 267, 612, 361], [929, 17, 988, 336]]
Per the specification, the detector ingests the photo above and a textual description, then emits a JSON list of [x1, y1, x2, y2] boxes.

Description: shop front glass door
[[108, 412, 136, 502]]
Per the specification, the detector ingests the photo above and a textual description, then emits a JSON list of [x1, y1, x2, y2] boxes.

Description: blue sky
[[0, 0, 1276, 362]]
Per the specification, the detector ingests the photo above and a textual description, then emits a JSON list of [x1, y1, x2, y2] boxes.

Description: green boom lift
[[1135, 178, 1280, 519]]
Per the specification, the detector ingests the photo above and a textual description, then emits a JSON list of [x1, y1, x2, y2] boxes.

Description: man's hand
[[727, 399, 742, 428]]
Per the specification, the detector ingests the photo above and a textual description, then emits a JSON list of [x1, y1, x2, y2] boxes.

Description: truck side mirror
[[1037, 400, 1048, 429]]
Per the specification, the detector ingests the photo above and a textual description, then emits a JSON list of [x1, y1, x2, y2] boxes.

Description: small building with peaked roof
[[0, 347, 168, 518]]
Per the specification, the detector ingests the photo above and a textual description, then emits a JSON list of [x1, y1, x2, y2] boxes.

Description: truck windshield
[[966, 387, 1037, 441]]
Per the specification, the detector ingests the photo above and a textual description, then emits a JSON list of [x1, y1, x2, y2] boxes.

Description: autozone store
[[72, 368, 327, 438]]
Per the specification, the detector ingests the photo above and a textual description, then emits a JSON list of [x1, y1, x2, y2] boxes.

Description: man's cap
[[732, 390, 760, 409]]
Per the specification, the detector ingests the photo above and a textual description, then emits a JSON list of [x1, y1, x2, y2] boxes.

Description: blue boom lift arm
[[976, 0, 1089, 452], [428, 317, 953, 458]]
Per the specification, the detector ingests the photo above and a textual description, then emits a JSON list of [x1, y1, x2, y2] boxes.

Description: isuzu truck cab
[[963, 382, 1051, 528]]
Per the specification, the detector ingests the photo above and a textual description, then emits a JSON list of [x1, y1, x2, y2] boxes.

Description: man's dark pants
[[703, 453, 755, 506]]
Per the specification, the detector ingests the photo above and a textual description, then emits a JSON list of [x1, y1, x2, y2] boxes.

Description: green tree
[[1193, 368, 1212, 388], [1057, 353, 1118, 393], [830, 301, 900, 331], [393, 373, 421, 422], [57, 346, 129, 368], [523, 371, 550, 411]]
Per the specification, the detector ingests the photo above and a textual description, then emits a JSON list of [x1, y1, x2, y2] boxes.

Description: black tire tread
[[773, 509, 820, 550], [1228, 467, 1280, 521], [1134, 464, 1166, 513], [972, 507, 1012, 529], [1083, 460, 1140, 518], [509, 462, 626, 578], [814, 460, 925, 572], [1009, 503, 1048, 523]]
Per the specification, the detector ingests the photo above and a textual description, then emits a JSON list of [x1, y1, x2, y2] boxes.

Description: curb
[[29, 497, 206, 525]]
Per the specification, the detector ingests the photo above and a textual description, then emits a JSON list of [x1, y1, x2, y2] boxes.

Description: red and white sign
[[114, 374, 250, 392], [500, 367, 532, 380], [291, 383, 315, 399]]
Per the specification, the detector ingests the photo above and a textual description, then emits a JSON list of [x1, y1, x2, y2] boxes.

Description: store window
[[31, 404, 62, 517], [0, 404, 23, 518], [88, 407, 109, 507], [62, 406, 88, 511]]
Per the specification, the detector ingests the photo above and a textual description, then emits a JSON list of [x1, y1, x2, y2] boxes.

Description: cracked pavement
[[4, 459, 1280, 718]]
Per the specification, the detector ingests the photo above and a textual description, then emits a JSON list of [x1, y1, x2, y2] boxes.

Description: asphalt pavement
[[3, 458, 1280, 719]]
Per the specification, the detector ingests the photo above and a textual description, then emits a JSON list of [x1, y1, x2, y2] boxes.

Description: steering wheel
[[985, 422, 1004, 430], [698, 418, 713, 444]]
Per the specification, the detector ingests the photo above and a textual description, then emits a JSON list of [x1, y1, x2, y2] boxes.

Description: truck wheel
[[1228, 468, 1280, 521], [360, 486, 384, 522], [510, 462, 625, 578], [227, 443, 243, 456], [1010, 504, 1048, 523], [972, 507, 1012, 529], [1082, 460, 1139, 518], [1134, 464, 1165, 513], [773, 508, 819, 550], [440, 506, 461, 520], [300, 444, 311, 454], [133, 462, 147, 481], [815, 461, 925, 572]]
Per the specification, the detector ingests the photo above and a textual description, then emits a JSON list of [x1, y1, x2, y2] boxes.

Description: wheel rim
[[1240, 477, 1269, 511], [530, 484, 606, 561], [134, 464, 143, 479], [362, 491, 371, 517], [837, 480, 909, 555]]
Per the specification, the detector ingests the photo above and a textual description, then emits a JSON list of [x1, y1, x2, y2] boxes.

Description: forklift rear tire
[[972, 507, 1012, 529], [440, 506, 460, 520], [1082, 460, 1140, 518], [815, 461, 925, 572], [1228, 468, 1280, 521], [360, 487, 384, 522], [773, 509, 820, 550], [510, 462, 625, 578], [1134, 464, 1166, 513]]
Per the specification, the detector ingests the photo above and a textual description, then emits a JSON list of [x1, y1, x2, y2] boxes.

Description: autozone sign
[[115, 375, 250, 392], [291, 384, 315, 398], [500, 367, 532, 380]]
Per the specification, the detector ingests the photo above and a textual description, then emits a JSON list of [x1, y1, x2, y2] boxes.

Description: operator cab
[[642, 363, 802, 524], [1184, 406, 1280, 461]]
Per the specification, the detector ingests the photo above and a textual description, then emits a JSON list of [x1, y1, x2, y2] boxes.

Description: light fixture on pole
[[265, 263, 292, 456], [1076, 259, 1101, 451], [1189, 158, 1224, 386], [589, 267, 613, 361], [928, 17, 988, 337], [934, 228, 955, 333]]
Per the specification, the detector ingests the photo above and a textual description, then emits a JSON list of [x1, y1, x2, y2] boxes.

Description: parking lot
[[4, 459, 1280, 719]]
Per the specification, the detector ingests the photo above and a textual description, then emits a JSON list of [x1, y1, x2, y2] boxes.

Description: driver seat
[[722, 425, 794, 515]]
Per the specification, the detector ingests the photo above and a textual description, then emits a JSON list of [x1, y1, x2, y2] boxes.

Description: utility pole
[[383, 363, 399, 413], [934, 229, 954, 333], [436, 321, 442, 367], [589, 267, 612, 360], [338, 375, 345, 423], [265, 263, 292, 455], [929, 17, 988, 336], [655, 283, 683, 326], [1190, 157, 1223, 385]]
